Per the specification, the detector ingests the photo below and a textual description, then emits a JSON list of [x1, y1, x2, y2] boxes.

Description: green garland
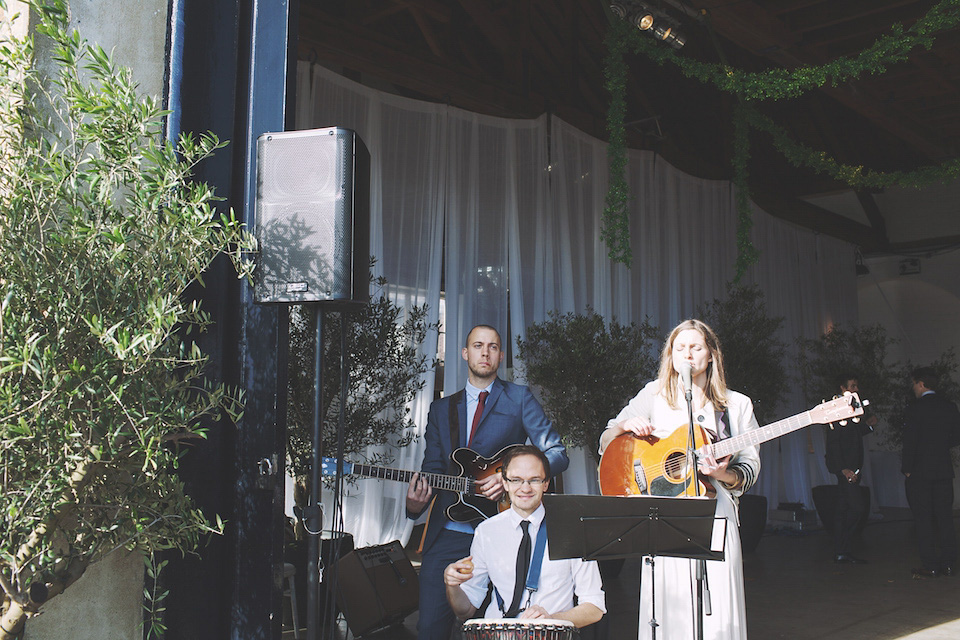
[[629, 0, 960, 102], [743, 104, 960, 190], [602, 21, 632, 267], [603, 0, 960, 272]]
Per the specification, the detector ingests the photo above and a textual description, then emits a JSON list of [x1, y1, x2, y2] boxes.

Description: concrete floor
[[287, 508, 960, 639]]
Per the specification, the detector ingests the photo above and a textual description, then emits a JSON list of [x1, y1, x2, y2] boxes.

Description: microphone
[[679, 362, 693, 394]]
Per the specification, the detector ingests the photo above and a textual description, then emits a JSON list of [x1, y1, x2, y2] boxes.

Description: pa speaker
[[335, 540, 418, 637], [253, 127, 370, 304]]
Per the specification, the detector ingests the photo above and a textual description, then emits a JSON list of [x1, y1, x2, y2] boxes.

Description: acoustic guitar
[[321, 444, 517, 522], [598, 393, 865, 498]]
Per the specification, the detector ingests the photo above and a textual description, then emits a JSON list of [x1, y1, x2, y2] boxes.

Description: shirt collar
[[466, 380, 494, 401], [508, 503, 546, 529]]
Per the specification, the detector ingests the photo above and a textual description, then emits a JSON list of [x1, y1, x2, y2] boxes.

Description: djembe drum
[[461, 618, 577, 640]]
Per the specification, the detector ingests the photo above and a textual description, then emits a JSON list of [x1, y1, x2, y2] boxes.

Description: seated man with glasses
[[443, 445, 605, 626]]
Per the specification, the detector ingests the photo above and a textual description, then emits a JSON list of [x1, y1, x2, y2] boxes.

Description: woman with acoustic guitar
[[598, 319, 760, 640]]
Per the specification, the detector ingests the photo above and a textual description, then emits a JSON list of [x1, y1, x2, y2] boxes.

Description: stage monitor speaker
[[335, 540, 419, 637], [253, 127, 370, 304]]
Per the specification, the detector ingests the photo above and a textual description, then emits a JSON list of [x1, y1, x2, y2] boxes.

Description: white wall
[[859, 252, 960, 374], [859, 250, 960, 507]]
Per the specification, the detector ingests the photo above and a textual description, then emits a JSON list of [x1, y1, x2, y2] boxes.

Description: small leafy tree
[[516, 309, 660, 458], [0, 3, 254, 637], [698, 285, 787, 424], [286, 272, 436, 498], [796, 324, 901, 425]]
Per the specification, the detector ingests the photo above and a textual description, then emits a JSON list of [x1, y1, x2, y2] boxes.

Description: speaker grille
[[253, 127, 369, 304]]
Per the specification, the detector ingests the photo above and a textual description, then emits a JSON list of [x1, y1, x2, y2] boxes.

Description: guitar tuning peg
[[862, 399, 871, 407], [842, 390, 852, 396], [838, 420, 848, 426], [852, 417, 861, 423]]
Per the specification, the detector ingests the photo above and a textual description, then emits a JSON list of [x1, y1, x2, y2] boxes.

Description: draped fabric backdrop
[[295, 63, 858, 547]]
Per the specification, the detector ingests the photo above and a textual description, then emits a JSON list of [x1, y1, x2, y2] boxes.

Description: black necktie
[[506, 520, 531, 617]]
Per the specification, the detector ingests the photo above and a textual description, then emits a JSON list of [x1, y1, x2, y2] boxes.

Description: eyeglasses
[[504, 477, 547, 487]]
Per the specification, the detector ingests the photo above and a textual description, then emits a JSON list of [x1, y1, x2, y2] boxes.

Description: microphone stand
[[684, 380, 709, 640]]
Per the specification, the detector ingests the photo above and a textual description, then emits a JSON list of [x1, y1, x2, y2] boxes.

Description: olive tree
[[0, 2, 254, 637], [516, 309, 661, 458]]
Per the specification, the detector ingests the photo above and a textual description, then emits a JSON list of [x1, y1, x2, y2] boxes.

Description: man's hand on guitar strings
[[475, 473, 505, 500], [406, 472, 433, 512]]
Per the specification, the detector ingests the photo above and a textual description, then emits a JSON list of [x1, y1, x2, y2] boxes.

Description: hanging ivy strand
[[732, 103, 759, 283], [601, 19, 633, 267]]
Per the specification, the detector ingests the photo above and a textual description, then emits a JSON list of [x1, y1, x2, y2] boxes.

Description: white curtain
[[296, 64, 445, 546], [294, 63, 860, 546]]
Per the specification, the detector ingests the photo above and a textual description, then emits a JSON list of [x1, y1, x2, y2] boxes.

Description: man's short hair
[[837, 373, 858, 389], [501, 444, 551, 479], [912, 366, 940, 391], [465, 324, 502, 347]]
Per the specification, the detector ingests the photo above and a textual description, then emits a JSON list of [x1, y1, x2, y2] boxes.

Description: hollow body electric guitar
[[598, 393, 865, 498], [321, 445, 516, 523]]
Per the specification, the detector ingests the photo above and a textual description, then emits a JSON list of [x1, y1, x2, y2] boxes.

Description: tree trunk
[[0, 599, 28, 640]]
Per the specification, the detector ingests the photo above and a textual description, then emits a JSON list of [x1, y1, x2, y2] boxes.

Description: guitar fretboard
[[704, 410, 813, 459], [350, 464, 474, 494]]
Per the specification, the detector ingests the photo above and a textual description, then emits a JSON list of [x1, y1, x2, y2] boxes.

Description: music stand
[[542, 494, 725, 639]]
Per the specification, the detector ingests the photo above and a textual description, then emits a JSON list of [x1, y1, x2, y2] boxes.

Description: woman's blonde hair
[[657, 319, 728, 410]]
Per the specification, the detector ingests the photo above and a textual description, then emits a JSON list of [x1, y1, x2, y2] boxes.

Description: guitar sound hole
[[664, 451, 690, 482]]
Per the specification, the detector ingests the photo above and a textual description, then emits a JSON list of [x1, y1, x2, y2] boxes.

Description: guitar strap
[[447, 389, 465, 474], [418, 389, 465, 554], [717, 407, 731, 441], [415, 496, 436, 555], [494, 522, 548, 616]]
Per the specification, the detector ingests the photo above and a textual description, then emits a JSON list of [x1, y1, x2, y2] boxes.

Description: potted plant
[[516, 309, 661, 459], [700, 285, 788, 552], [0, 4, 256, 637]]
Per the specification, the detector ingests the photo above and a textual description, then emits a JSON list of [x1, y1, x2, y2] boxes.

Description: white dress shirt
[[461, 504, 606, 618]]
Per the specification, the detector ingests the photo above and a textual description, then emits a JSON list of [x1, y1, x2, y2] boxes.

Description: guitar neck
[[705, 410, 814, 459], [349, 463, 473, 494]]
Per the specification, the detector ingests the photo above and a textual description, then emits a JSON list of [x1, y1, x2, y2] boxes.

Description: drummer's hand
[[519, 604, 549, 619], [618, 415, 654, 437], [406, 473, 433, 513], [698, 452, 735, 483], [444, 556, 474, 586], [476, 473, 505, 501]]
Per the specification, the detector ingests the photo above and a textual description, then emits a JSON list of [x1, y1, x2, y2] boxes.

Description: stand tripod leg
[[644, 556, 659, 640], [696, 558, 711, 640]]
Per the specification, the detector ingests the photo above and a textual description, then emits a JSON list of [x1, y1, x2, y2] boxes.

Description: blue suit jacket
[[412, 377, 568, 553]]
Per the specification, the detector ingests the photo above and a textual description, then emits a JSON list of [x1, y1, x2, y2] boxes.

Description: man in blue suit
[[407, 324, 568, 639]]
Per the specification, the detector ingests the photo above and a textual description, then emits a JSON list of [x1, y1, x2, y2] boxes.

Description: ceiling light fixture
[[610, 1, 686, 49]]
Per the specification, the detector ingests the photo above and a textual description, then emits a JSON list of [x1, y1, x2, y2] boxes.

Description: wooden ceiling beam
[[691, 0, 951, 160], [409, 7, 445, 58], [750, 187, 883, 251], [454, 0, 515, 62], [855, 190, 890, 248], [784, 0, 919, 35], [299, 7, 539, 117]]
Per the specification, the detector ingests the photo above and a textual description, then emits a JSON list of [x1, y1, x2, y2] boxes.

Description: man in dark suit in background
[[825, 375, 876, 564], [902, 366, 960, 578], [406, 324, 569, 639]]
